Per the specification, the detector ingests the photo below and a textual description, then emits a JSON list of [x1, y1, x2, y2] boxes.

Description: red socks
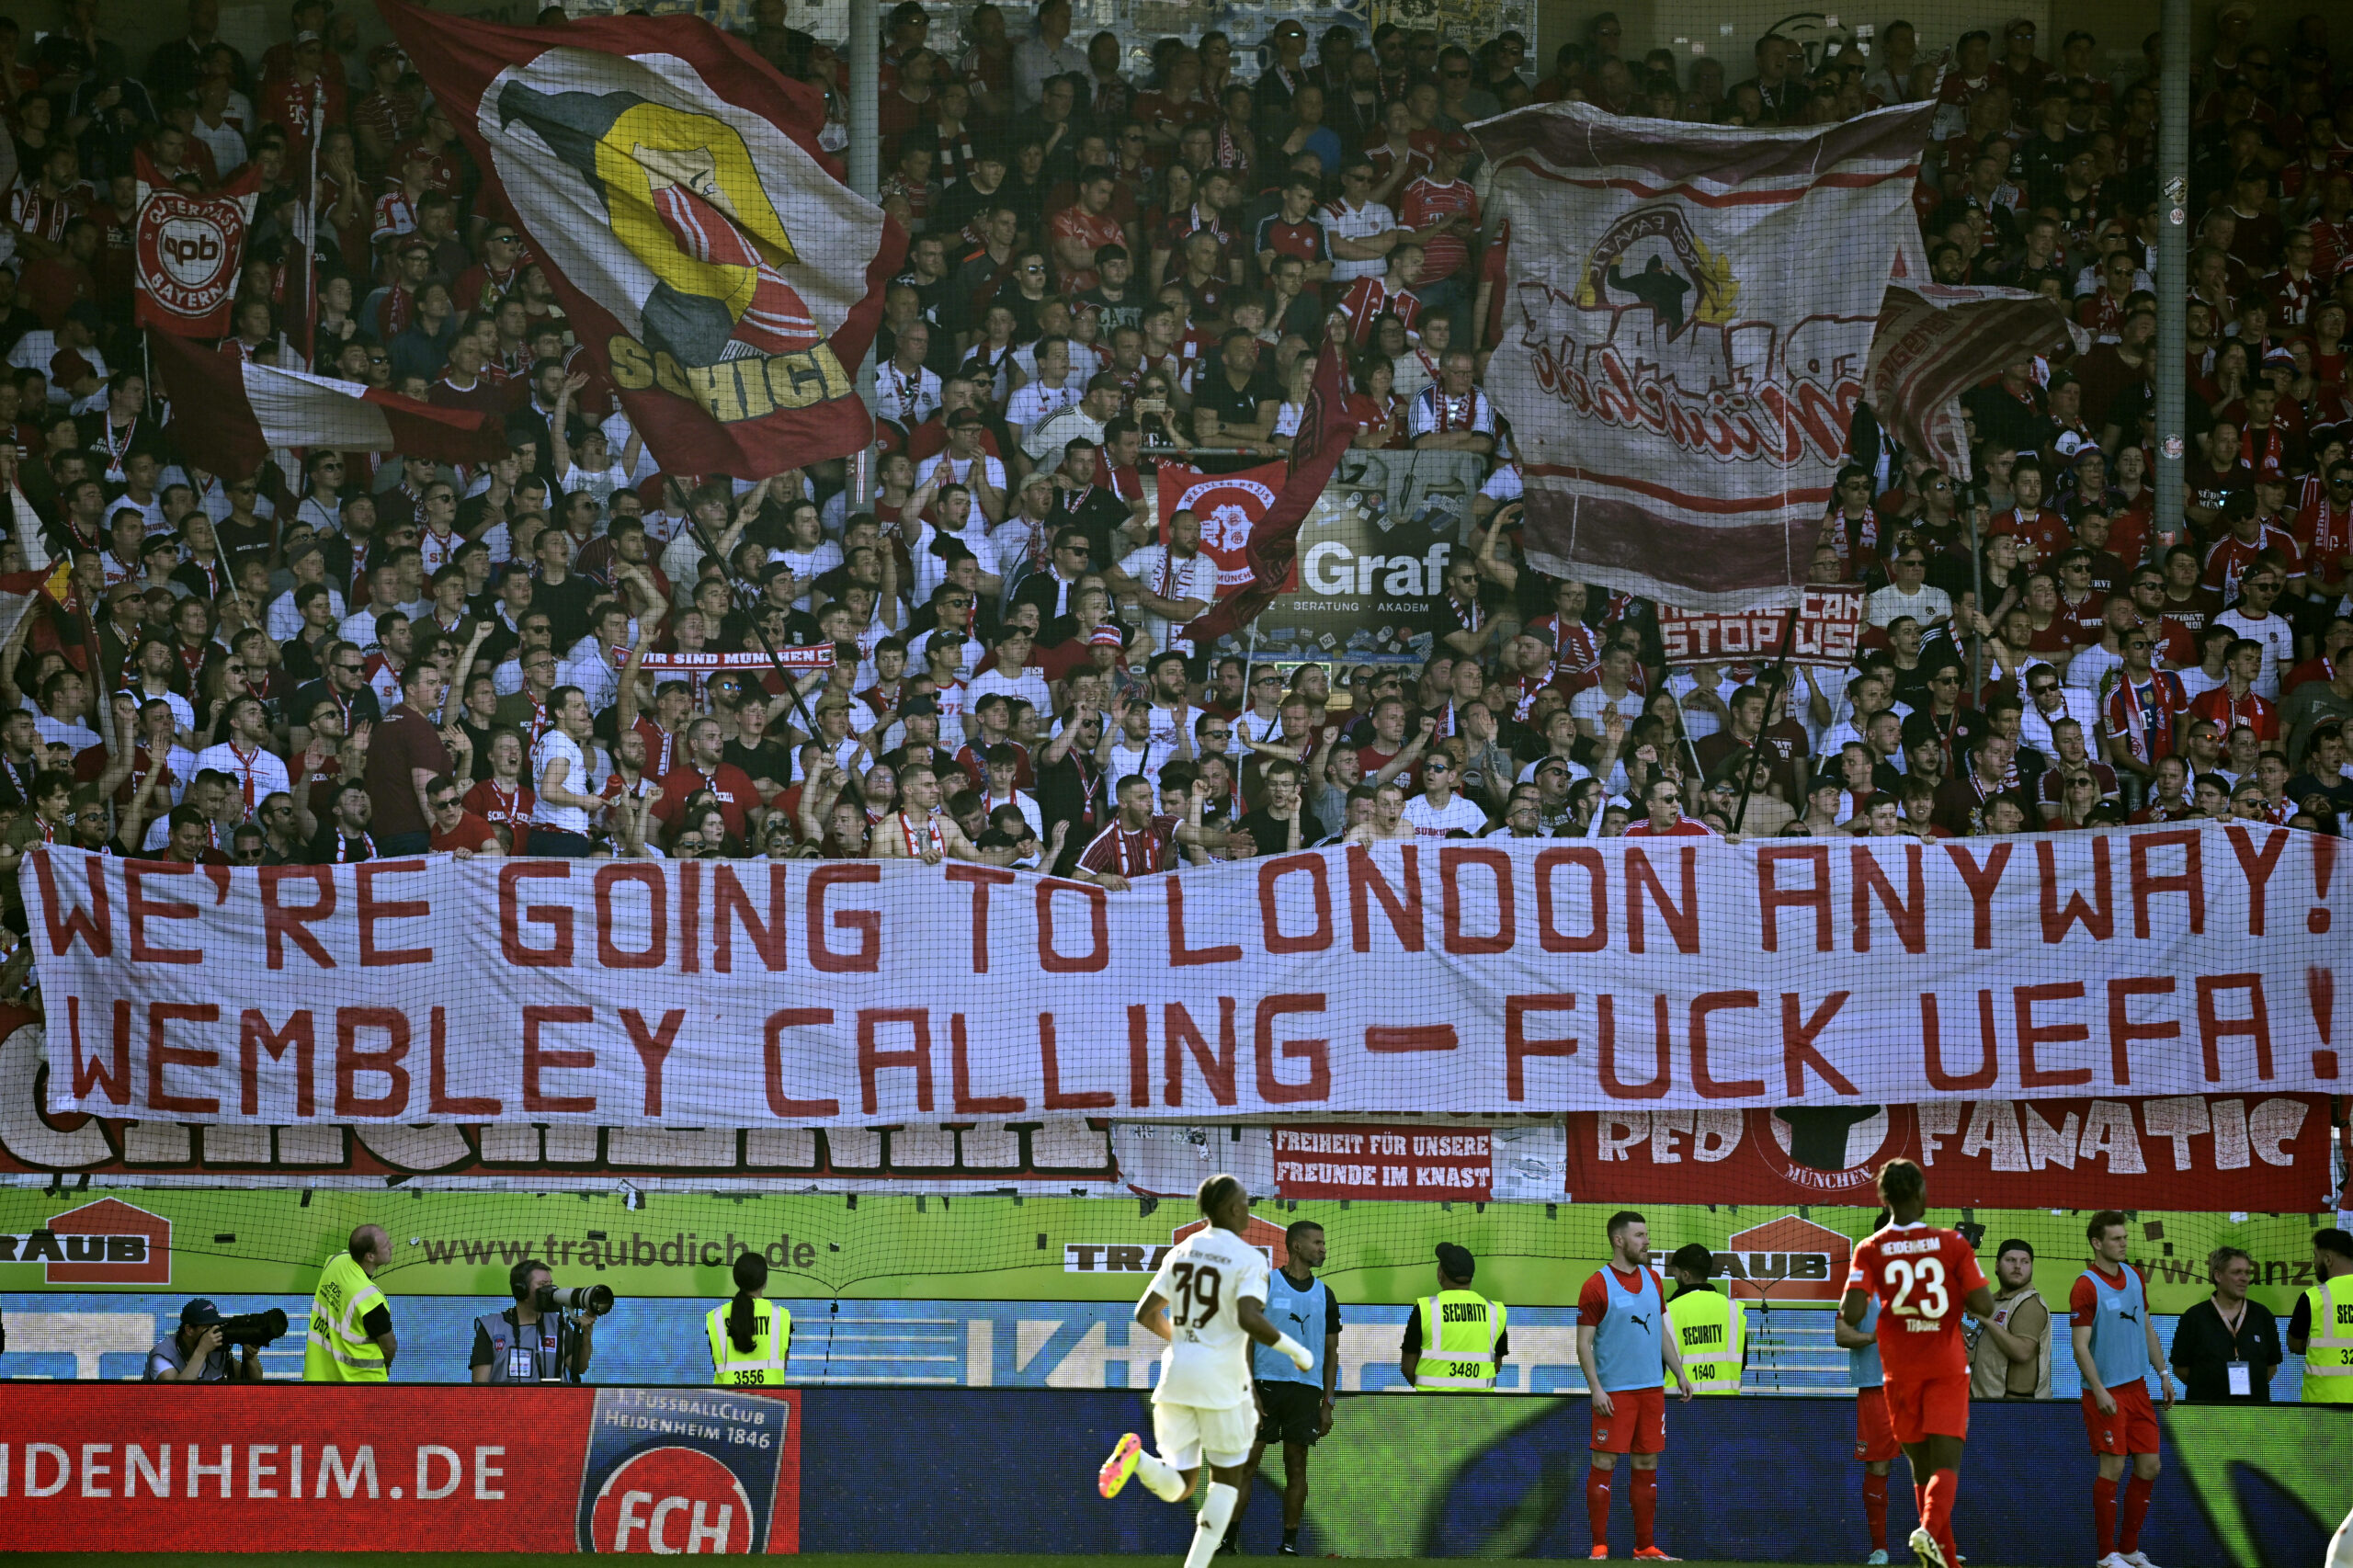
[[1586, 1466, 1612, 1550], [1924, 1469, 1960, 1566], [2093, 1475, 2120, 1558], [1631, 1468, 1658, 1551], [2120, 1475, 2154, 1554], [1862, 1471, 1889, 1551]]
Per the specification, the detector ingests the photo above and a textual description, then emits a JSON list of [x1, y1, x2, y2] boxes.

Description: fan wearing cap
[[145, 1298, 266, 1383], [260, 23, 349, 168], [1401, 1242, 1506, 1393]]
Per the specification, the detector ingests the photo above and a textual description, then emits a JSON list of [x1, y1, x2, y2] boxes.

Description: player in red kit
[[1840, 1160, 1996, 1568]]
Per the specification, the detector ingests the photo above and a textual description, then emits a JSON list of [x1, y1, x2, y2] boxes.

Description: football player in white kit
[[1097, 1174, 1315, 1568]]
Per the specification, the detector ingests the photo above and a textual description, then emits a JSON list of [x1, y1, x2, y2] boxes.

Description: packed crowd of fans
[[0, 0, 2345, 914]]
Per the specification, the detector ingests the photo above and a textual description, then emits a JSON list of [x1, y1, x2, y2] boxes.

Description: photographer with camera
[[470, 1258, 608, 1385], [144, 1300, 270, 1382]]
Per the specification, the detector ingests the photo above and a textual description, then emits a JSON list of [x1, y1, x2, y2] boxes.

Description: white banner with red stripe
[[24, 828, 2345, 1128], [1476, 102, 1930, 610]]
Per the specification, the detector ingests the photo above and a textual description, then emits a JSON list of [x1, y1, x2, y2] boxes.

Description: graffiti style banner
[[25, 831, 2347, 1126], [1478, 101, 1930, 608], [1563, 1096, 2338, 1210], [0, 1385, 798, 1552], [1655, 586, 1867, 668]]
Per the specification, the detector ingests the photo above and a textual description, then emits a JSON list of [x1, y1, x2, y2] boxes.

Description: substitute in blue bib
[[1664, 1241, 1745, 1395], [1832, 1207, 1900, 1565], [1236, 1218, 1343, 1557], [1401, 1241, 1506, 1391], [1576, 1210, 1693, 1560]]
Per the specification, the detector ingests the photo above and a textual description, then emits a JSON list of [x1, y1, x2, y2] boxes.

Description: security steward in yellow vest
[[2288, 1227, 2353, 1404], [303, 1223, 396, 1381], [1663, 1242, 1746, 1394], [1400, 1242, 1507, 1391], [708, 1251, 792, 1386]]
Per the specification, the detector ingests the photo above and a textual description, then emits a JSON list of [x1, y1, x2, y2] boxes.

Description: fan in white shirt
[[192, 698, 291, 819], [875, 325, 945, 426], [1004, 337, 1082, 436], [1110, 510, 1222, 655], [1400, 756, 1490, 835], [971, 626, 1053, 714]]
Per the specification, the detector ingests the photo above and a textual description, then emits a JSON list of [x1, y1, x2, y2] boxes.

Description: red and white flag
[[1864, 228, 2076, 482], [151, 330, 507, 477], [1178, 335, 1354, 644], [1477, 101, 1932, 610], [1154, 460, 1292, 595], [378, 0, 903, 479], [131, 149, 264, 337]]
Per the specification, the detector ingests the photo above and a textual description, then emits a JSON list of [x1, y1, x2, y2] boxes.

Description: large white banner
[[1476, 101, 1931, 609], [23, 829, 2344, 1127]]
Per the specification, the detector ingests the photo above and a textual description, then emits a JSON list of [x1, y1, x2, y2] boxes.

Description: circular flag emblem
[[1758, 1106, 1893, 1197], [134, 192, 247, 324], [1170, 472, 1276, 589], [586, 1446, 756, 1554]]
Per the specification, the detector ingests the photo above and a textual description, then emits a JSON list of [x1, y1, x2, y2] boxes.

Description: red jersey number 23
[[1885, 1257, 1949, 1319]]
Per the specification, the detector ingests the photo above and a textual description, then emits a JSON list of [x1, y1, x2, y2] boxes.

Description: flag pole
[[1730, 603, 1799, 835], [295, 78, 324, 369], [847, 0, 880, 514], [675, 506, 824, 738]]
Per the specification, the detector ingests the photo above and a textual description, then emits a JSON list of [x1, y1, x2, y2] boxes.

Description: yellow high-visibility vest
[[1665, 1288, 1745, 1394], [1415, 1290, 1506, 1391], [302, 1253, 390, 1382], [706, 1299, 791, 1386], [2300, 1275, 2353, 1403]]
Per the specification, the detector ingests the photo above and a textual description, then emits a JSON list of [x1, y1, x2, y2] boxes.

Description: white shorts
[[1153, 1398, 1254, 1470]]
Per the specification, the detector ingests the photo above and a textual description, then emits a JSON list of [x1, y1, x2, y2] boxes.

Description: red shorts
[[1589, 1384, 1666, 1455], [2082, 1381, 2160, 1455], [1855, 1385, 1902, 1462], [1883, 1371, 1971, 1445]]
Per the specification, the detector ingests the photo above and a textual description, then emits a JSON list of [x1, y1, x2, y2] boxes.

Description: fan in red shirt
[[1839, 1159, 1995, 1568], [653, 715, 762, 841], [1621, 777, 1719, 836], [1398, 134, 1480, 291], [1074, 774, 1219, 889], [426, 777, 503, 858], [1987, 459, 2073, 562]]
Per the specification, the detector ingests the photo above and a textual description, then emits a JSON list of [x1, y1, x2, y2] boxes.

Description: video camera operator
[[145, 1300, 268, 1383], [470, 1258, 604, 1385]]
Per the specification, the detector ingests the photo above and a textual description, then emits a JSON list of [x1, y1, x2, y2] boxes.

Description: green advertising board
[[0, 1186, 2330, 1313]]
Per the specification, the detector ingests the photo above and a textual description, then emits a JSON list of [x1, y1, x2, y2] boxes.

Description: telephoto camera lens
[[537, 1284, 616, 1315], [218, 1308, 290, 1346]]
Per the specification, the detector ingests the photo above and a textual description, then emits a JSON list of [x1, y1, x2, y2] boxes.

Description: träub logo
[[1717, 1213, 1852, 1303], [0, 1196, 172, 1284]]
